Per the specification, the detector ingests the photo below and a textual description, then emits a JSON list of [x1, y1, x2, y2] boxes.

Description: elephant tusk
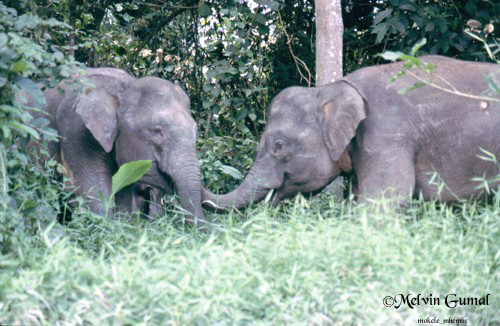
[[202, 199, 224, 210]]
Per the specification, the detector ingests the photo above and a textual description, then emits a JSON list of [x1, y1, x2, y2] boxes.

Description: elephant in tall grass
[[203, 56, 500, 209], [41, 68, 208, 229]]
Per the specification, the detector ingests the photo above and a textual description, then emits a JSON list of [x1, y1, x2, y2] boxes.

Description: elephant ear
[[75, 75, 123, 153], [318, 80, 366, 161]]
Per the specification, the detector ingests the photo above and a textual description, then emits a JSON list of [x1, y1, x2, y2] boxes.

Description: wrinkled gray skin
[[203, 56, 500, 209], [43, 68, 208, 229]]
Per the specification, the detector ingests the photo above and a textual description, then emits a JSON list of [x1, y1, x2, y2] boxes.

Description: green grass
[[1, 194, 499, 325]]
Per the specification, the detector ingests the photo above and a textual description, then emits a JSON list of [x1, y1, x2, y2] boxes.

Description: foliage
[[199, 136, 257, 193], [344, 0, 499, 71], [0, 3, 80, 253], [111, 160, 152, 198], [1, 195, 499, 324], [7, 1, 497, 187]]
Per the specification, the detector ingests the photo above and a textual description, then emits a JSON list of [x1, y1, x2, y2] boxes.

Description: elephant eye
[[273, 139, 288, 159], [151, 124, 164, 138]]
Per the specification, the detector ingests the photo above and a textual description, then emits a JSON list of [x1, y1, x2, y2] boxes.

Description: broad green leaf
[[111, 160, 152, 197], [375, 23, 389, 43], [255, 13, 268, 25], [17, 77, 45, 108], [0, 33, 7, 48], [202, 100, 213, 108], [373, 9, 393, 25], [198, 2, 211, 17], [11, 61, 27, 72], [219, 165, 243, 180]]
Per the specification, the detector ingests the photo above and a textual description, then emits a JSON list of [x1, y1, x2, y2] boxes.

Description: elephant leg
[[115, 184, 142, 213], [115, 184, 164, 218], [354, 148, 416, 206], [59, 140, 115, 215]]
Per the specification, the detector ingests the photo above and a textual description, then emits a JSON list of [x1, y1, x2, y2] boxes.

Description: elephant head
[[202, 81, 366, 210], [72, 72, 208, 229]]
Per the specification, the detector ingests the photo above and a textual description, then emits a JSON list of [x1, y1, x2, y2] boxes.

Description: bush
[[0, 4, 79, 254], [198, 136, 257, 193]]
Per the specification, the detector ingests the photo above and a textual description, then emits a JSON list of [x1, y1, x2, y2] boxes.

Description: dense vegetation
[[1, 0, 499, 324]]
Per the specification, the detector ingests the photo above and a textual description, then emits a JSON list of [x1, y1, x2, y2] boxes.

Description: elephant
[[40, 67, 209, 229], [203, 55, 500, 210]]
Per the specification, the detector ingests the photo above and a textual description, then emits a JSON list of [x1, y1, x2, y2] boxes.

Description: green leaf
[[219, 165, 243, 180], [425, 22, 435, 32], [255, 0, 280, 11], [398, 82, 426, 94], [17, 77, 45, 108], [198, 2, 211, 17], [255, 13, 268, 25], [373, 9, 393, 25], [9, 121, 39, 139], [424, 63, 436, 73], [11, 61, 27, 73], [111, 160, 152, 197], [223, 17, 231, 29], [0, 33, 8, 48], [379, 51, 404, 61], [399, 54, 421, 67], [486, 75, 500, 95], [399, 4, 416, 11], [202, 100, 213, 109], [410, 38, 427, 56], [375, 23, 389, 43], [53, 51, 64, 61], [393, 21, 406, 34]]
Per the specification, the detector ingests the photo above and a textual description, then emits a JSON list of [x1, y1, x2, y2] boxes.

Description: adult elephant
[[203, 56, 500, 209], [42, 68, 208, 229]]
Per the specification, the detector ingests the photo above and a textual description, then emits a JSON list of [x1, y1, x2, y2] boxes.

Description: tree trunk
[[68, 0, 77, 57], [315, 0, 344, 199], [315, 0, 343, 85]]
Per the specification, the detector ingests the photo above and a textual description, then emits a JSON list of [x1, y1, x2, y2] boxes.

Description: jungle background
[[1, 0, 499, 324]]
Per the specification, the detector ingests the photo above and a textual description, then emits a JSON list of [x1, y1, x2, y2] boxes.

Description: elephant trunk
[[161, 149, 209, 230], [202, 161, 272, 211]]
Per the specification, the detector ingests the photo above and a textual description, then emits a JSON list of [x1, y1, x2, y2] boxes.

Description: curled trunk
[[202, 162, 272, 212]]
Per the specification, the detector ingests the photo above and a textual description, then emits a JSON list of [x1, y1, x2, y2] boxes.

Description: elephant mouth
[[269, 175, 334, 205], [141, 162, 175, 195]]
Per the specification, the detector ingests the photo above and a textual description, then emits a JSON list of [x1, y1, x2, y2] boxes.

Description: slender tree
[[315, 0, 344, 198], [315, 0, 343, 86]]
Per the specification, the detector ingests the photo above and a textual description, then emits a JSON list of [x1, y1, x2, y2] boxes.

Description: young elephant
[[203, 55, 500, 209], [42, 68, 209, 229]]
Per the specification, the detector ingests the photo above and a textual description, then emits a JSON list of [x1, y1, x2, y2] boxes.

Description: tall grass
[[1, 193, 499, 325]]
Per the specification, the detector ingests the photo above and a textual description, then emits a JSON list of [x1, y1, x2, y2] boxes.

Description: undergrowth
[[1, 193, 498, 325]]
